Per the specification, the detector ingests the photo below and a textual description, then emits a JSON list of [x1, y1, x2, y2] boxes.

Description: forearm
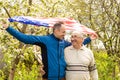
[[6, 26, 36, 44], [90, 70, 98, 80], [83, 37, 91, 45]]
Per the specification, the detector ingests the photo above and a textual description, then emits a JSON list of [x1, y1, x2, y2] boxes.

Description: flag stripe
[[8, 16, 97, 38]]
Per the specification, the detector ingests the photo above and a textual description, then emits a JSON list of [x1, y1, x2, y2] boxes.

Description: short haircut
[[53, 22, 64, 31], [72, 31, 85, 39]]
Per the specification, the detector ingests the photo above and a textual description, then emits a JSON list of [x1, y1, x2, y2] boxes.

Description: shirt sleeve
[[88, 50, 98, 80], [6, 26, 46, 44], [83, 37, 91, 45], [65, 37, 91, 47]]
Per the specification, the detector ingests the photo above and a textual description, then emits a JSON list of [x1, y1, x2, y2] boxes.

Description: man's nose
[[71, 37, 74, 40]]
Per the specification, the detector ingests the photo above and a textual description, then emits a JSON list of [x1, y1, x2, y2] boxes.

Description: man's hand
[[2, 20, 9, 29], [89, 32, 98, 40], [40, 65, 45, 75]]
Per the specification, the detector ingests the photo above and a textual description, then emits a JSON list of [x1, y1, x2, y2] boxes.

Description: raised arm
[[3, 23, 45, 44], [65, 37, 91, 48], [83, 37, 91, 45]]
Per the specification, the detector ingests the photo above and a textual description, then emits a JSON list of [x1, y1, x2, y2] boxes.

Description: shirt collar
[[51, 33, 61, 41], [70, 45, 86, 50]]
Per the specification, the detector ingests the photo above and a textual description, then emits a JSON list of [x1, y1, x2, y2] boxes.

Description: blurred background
[[0, 0, 120, 80]]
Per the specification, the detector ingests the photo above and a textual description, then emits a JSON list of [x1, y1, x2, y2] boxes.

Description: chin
[[72, 43, 76, 46], [60, 37, 64, 39]]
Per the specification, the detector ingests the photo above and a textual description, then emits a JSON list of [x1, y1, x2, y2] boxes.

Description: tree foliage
[[0, 0, 120, 80]]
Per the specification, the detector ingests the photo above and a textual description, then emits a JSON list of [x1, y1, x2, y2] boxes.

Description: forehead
[[71, 32, 79, 36], [59, 25, 66, 30]]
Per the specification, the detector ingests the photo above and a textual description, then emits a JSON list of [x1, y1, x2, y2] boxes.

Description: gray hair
[[71, 31, 85, 39]]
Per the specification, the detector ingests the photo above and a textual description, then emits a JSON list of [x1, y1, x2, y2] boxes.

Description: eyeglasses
[[70, 35, 80, 38]]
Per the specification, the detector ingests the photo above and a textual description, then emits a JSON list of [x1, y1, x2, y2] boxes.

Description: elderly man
[[64, 31, 98, 80]]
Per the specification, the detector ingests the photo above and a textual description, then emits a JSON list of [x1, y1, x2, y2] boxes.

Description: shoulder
[[65, 46, 73, 51], [40, 34, 54, 39], [82, 46, 93, 55], [64, 46, 73, 56]]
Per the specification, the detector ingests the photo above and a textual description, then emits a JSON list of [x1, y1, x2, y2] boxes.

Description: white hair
[[71, 31, 85, 38]]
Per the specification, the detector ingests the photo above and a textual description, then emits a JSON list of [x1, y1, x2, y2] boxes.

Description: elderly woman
[[64, 31, 98, 80]]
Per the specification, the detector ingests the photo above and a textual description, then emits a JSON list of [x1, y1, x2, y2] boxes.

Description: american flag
[[8, 16, 98, 39]]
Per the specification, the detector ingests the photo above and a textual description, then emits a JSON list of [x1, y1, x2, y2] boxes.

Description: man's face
[[70, 33, 83, 46], [54, 25, 66, 40]]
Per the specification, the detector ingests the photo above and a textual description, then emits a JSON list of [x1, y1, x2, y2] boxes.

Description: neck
[[73, 44, 82, 50], [53, 33, 61, 40], [53, 33, 57, 37]]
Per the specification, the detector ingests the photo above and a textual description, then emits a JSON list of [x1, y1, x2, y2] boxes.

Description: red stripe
[[24, 16, 97, 37]]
